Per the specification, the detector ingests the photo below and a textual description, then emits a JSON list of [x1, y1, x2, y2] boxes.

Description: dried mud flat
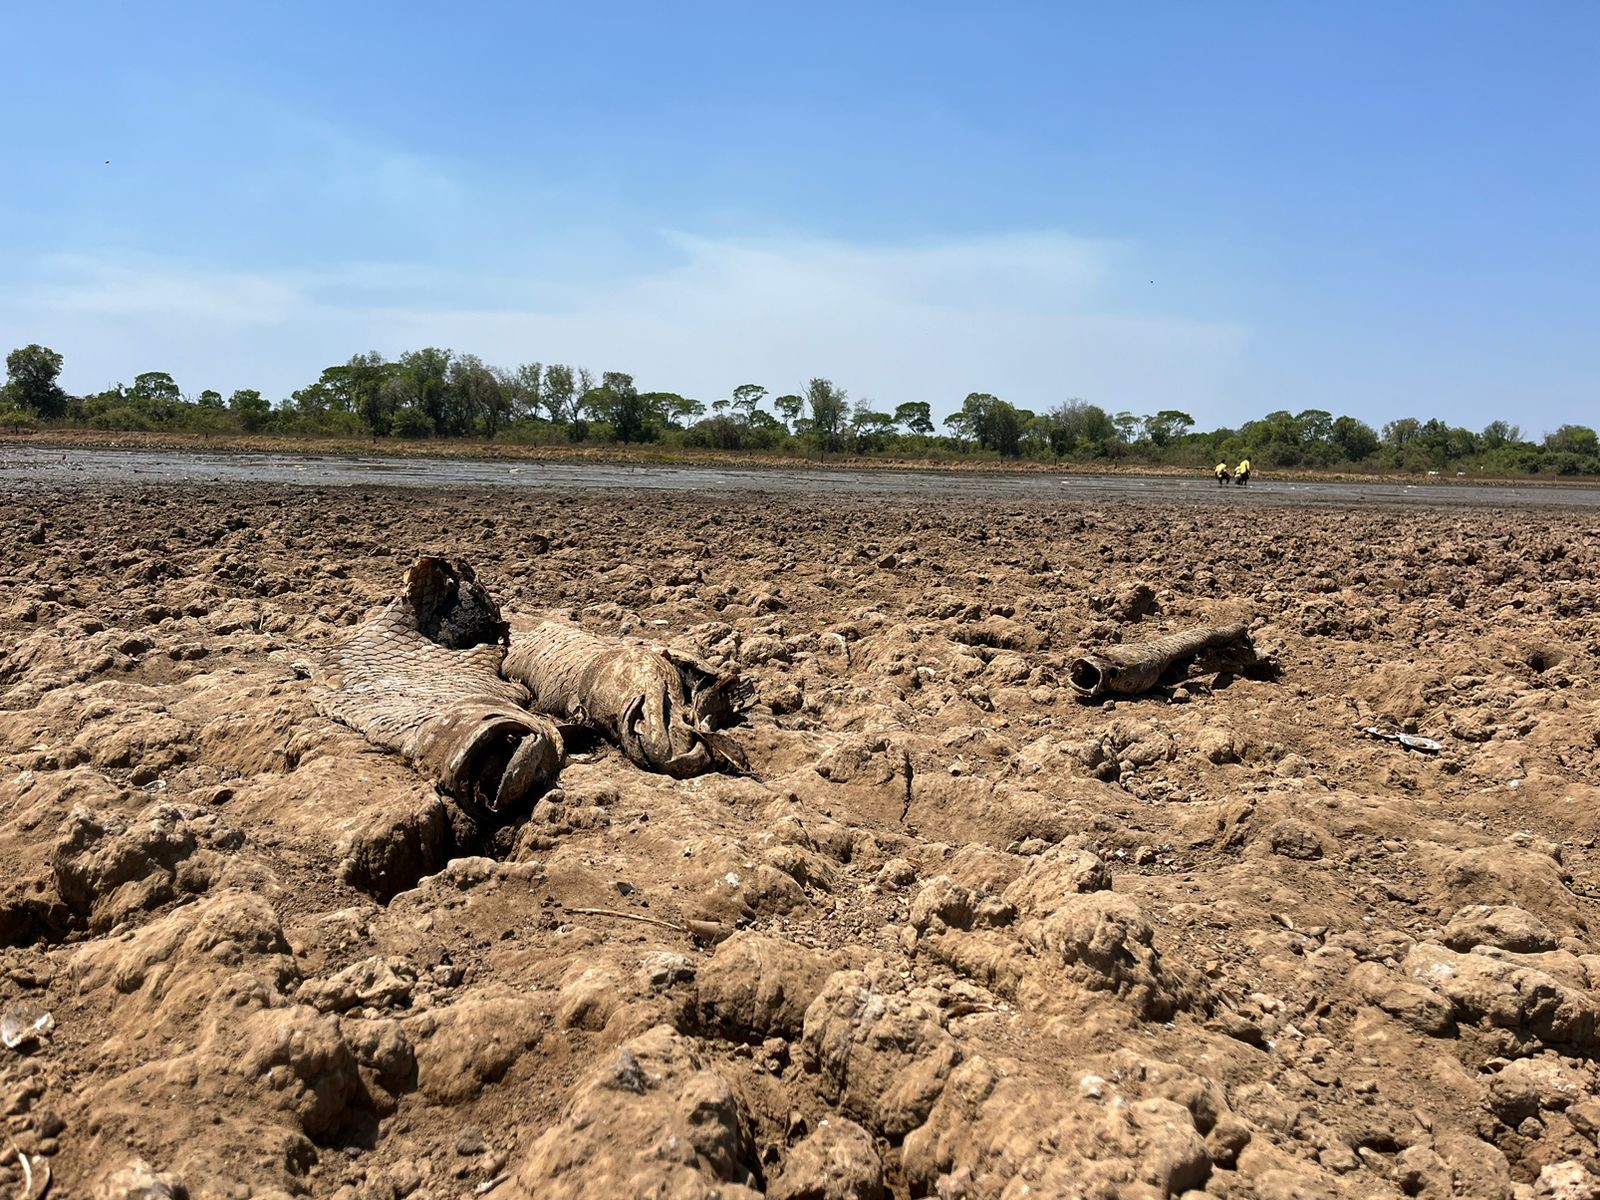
[[2, 483, 1598, 1200]]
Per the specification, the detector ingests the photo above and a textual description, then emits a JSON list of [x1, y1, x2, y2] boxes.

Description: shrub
[[87, 406, 153, 431], [391, 406, 433, 438]]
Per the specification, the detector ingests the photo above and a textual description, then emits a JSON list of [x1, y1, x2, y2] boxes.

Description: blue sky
[[2, 2, 1596, 433]]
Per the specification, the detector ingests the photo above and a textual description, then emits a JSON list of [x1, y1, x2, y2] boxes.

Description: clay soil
[[2, 483, 1598, 1200]]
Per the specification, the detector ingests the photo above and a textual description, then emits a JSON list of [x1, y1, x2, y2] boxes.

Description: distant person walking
[[1215, 461, 1231, 485], [1235, 457, 1252, 486]]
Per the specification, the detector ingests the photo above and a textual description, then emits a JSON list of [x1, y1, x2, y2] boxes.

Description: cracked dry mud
[[2, 483, 1598, 1200]]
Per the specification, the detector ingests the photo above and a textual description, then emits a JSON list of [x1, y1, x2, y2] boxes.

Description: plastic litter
[[1360, 727, 1443, 754], [0, 1003, 53, 1050]]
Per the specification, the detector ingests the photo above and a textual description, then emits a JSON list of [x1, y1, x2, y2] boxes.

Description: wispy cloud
[[232, 112, 476, 244], [30, 255, 309, 323], [0, 232, 1247, 416]]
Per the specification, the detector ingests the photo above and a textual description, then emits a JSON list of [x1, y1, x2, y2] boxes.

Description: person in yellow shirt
[[1235, 457, 1252, 485], [1215, 461, 1231, 485]]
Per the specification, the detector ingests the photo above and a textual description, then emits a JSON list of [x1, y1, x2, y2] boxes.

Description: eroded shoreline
[[5, 445, 1600, 508]]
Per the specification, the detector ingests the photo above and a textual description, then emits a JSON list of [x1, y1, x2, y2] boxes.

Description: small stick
[[562, 906, 687, 933]]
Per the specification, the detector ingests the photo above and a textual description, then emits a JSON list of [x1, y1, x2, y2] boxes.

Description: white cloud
[[31, 255, 308, 324], [1, 232, 1248, 417]]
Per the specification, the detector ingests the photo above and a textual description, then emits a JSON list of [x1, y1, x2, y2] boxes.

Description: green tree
[[746, 410, 785, 445], [197, 389, 224, 410], [1238, 409, 1308, 465], [3, 345, 69, 418], [128, 371, 182, 422], [447, 353, 508, 438], [946, 393, 994, 446], [1295, 409, 1332, 444], [994, 402, 1029, 457], [228, 388, 272, 432], [773, 394, 804, 432], [393, 348, 456, 435], [1039, 400, 1113, 457], [1546, 452, 1594, 476], [1393, 418, 1475, 467], [291, 363, 364, 417], [289, 380, 330, 416], [131, 371, 180, 404], [1329, 415, 1380, 461], [592, 371, 654, 443], [850, 404, 897, 452], [510, 362, 544, 423], [1443, 425, 1478, 460], [1546, 425, 1599, 456], [542, 364, 577, 424], [646, 393, 703, 429], [686, 413, 744, 450], [78, 385, 128, 425], [951, 392, 1027, 456], [805, 377, 849, 453], [0, 407, 38, 432], [1142, 409, 1195, 447], [1382, 417, 1421, 448], [344, 353, 395, 436], [730, 383, 767, 423], [390, 399, 434, 438], [1480, 420, 1521, 450], [577, 384, 608, 422], [894, 401, 934, 436]]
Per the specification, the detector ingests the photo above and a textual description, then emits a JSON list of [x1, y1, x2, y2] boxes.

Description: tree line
[[4, 342, 1597, 476]]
